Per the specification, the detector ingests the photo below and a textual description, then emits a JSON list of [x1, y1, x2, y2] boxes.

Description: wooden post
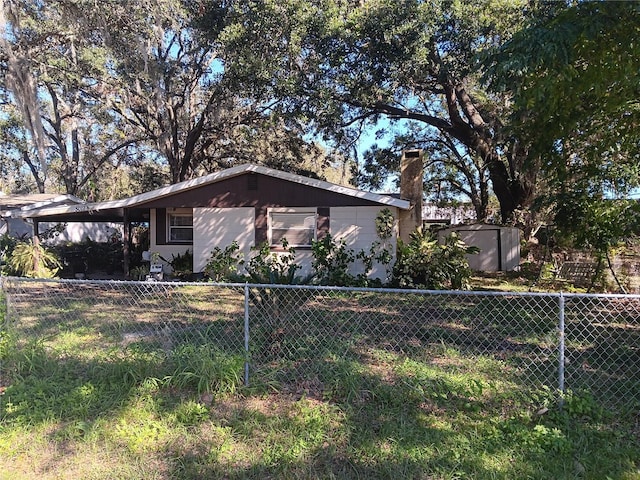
[[33, 219, 40, 275], [123, 209, 130, 277]]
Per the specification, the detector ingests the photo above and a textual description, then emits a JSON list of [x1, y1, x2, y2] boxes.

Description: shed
[[437, 224, 521, 272]]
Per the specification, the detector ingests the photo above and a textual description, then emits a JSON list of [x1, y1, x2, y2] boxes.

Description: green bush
[[311, 234, 359, 286], [168, 249, 193, 280], [52, 238, 123, 276], [310, 209, 395, 287], [392, 228, 479, 289], [5, 240, 61, 278], [246, 239, 307, 285], [0, 234, 19, 273], [204, 241, 244, 282]]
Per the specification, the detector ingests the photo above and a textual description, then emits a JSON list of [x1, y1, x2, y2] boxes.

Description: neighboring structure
[[11, 164, 410, 280], [0, 193, 122, 243], [422, 203, 477, 227]]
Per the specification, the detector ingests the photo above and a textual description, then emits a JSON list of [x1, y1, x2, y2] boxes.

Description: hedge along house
[[12, 164, 413, 280]]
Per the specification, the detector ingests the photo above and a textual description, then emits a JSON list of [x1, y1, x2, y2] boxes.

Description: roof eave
[[10, 164, 411, 219]]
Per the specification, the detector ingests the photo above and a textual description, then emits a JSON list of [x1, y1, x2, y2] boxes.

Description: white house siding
[[329, 206, 398, 281], [193, 207, 255, 273], [290, 250, 314, 279]]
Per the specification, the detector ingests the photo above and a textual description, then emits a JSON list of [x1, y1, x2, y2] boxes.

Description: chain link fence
[[2, 277, 639, 410]]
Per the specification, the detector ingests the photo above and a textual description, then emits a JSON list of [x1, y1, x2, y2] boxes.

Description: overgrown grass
[[1, 283, 640, 479], [1, 335, 639, 478]]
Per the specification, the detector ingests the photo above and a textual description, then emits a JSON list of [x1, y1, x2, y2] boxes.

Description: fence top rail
[[3, 275, 640, 300]]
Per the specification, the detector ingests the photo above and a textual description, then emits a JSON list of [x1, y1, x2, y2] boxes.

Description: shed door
[[455, 228, 500, 271], [193, 208, 255, 273]]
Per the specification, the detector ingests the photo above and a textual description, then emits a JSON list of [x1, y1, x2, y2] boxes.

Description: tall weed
[[165, 343, 243, 395]]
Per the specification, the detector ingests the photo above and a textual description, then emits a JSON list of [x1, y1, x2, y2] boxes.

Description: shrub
[[0, 234, 19, 273], [392, 228, 479, 289], [311, 234, 358, 286], [204, 241, 244, 282], [51, 238, 123, 277], [168, 249, 193, 280], [246, 239, 307, 284], [310, 209, 395, 287], [5, 240, 61, 278]]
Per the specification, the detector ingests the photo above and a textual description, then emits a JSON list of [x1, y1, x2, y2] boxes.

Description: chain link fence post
[[244, 282, 250, 387], [558, 292, 566, 407]]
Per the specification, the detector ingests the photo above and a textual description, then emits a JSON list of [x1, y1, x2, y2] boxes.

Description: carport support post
[[32, 219, 40, 274], [122, 209, 130, 277]]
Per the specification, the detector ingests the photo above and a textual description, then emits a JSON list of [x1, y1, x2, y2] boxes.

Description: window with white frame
[[268, 209, 317, 247], [167, 212, 193, 243]]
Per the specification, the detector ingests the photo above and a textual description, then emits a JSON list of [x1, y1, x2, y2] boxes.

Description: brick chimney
[[398, 149, 424, 243]]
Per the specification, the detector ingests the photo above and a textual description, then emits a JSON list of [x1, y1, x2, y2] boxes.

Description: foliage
[[4, 240, 60, 278], [485, 1, 640, 247], [209, 0, 556, 230], [311, 209, 395, 287], [51, 238, 123, 277], [0, 0, 346, 198], [486, 1, 640, 163], [0, 0, 144, 196], [0, 234, 19, 270], [553, 197, 640, 254], [311, 234, 359, 286], [393, 228, 478, 290], [245, 239, 306, 285], [168, 249, 193, 280], [204, 241, 245, 282], [165, 343, 244, 395], [129, 264, 150, 281], [374, 207, 394, 242]]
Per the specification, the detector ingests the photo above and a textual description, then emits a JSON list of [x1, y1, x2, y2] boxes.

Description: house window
[[168, 212, 193, 243], [269, 209, 316, 247]]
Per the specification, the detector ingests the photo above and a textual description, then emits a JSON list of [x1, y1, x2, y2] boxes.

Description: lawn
[[1, 280, 639, 479]]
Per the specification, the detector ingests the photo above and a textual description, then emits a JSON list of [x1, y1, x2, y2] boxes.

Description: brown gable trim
[[12, 164, 408, 222]]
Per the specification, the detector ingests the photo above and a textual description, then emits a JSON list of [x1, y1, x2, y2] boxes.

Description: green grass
[[1, 336, 639, 479], [1, 282, 640, 478]]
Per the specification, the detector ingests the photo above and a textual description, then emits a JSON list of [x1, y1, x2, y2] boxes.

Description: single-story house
[[11, 164, 414, 280]]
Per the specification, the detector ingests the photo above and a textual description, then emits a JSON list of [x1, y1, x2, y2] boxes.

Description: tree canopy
[[0, 0, 638, 248], [485, 0, 640, 248], [0, 0, 343, 198], [205, 0, 557, 230]]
